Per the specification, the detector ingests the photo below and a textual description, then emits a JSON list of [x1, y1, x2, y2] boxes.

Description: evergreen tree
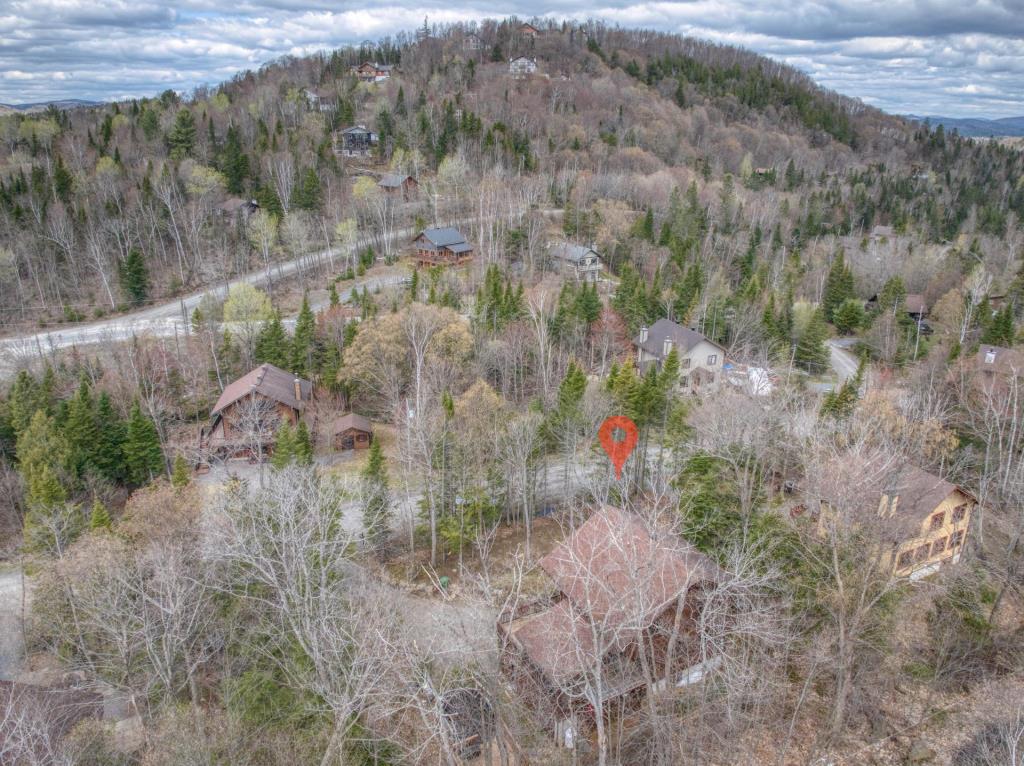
[[361, 440, 391, 549], [53, 156, 73, 202], [167, 108, 197, 159], [291, 296, 316, 376], [822, 250, 855, 322], [18, 410, 70, 510], [271, 422, 297, 469], [89, 498, 112, 531], [294, 421, 313, 465], [833, 298, 865, 335], [328, 282, 340, 307], [171, 453, 191, 488], [795, 308, 830, 374], [220, 125, 249, 194], [118, 248, 149, 306], [255, 313, 290, 368], [62, 376, 99, 478], [123, 402, 164, 485], [981, 304, 1015, 346], [93, 392, 125, 484], [290, 168, 322, 211]]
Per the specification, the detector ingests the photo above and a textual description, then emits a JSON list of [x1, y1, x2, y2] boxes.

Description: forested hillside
[[1, 16, 1023, 766]]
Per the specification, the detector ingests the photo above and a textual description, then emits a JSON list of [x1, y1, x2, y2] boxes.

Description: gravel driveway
[[0, 569, 26, 680]]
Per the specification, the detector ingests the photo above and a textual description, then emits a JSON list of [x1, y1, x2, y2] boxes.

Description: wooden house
[[200, 363, 312, 459], [812, 461, 975, 579], [378, 173, 418, 198], [498, 506, 722, 741], [335, 125, 378, 157], [352, 61, 393, 82], [330, 413, 373, 450], [411, 227, 474, 267], [463, 32, 484, 51], [509, 55, 538, 78], [519, 22, 541, 38], [303, 88, 337, 112], [217, 197, 259, 219], [635, 319, 725, 393], [549, 242, 602, 282]]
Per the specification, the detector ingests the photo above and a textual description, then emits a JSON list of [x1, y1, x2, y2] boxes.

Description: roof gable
[[211, 363, 312, 416], [418, 227, 468, 247], [636, 318, 724, 357]]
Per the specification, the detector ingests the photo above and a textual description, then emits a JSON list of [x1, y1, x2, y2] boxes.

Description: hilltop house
[[498, 506, 723, 741], [635, 318, 725, 392], [200, 363, 312, 460], [412, 227, 474, 267], [549, 242, 602, 282], [519, 22, 541, 38], [336, 125, 378, 157], [509, 56, 538, 78], [352, 61, 393, 82], [463, 32, 484, 51], [378, 173, 418, 198], [303, 88, 337, 112]]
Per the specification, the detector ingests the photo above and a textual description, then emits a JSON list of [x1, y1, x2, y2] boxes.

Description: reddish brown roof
[[507, 600, 594, 681], [539, 506, 722, 633], [211, 363, 311, 416], [905, 294, 927, 315], [330, 412, 373, 435]]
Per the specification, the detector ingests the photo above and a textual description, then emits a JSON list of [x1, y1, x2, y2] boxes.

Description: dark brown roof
[[635, 318, 724, 359], [507, 599, 594, 681], [539, 506, 722, 632], [905, 294, 927, 315], [330, 412, 373, 435], [211, 363, 312, 416]]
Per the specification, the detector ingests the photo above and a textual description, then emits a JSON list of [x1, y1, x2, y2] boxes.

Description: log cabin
[[411, 227, 474, 267]]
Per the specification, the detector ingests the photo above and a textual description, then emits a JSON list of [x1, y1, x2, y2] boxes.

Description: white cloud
[[0, 1, 1021, 117]]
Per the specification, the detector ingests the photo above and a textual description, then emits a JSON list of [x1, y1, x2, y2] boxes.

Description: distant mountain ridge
[[905, 114, 1024, 138], [0, 99, 103, 114]]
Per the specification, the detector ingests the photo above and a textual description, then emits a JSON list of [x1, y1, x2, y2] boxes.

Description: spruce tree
[[291, 296, 316, 376], [795, 308, 830, 374], [171, 453, 191, 488], [290, 168, 322, 211], [271, 422, 296, 469], [63, 376, 98, 478], [18, 410, 70, 510], [981, 305, 1015, 346], [89, 498, 112, 531], [361, 440, 391, 549], [255, 313, 290, 368], [328, 283, 340, 307], [94, 392, 125, 484], [220, 125, 249, 194], [294, 421, 313, 466], [822, 250, 855, 322], [167, 108, 197, 159], [119, 248, 149, 307], [123, 402, 164, 486]]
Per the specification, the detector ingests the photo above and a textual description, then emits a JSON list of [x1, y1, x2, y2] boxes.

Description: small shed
[[378, 173, 418, 197], [331, 413, 373, 450]]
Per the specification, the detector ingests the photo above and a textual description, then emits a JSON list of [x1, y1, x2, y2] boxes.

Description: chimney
[[294, 378, 302, 402], [639, 325, 648, 343], [663, 337, 673, 357]]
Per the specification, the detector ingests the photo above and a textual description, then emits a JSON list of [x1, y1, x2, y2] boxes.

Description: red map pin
[[598, 415, 639, 480]]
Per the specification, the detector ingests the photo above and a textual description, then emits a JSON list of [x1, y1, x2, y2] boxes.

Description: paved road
[[0, 569, 25, 681], [829, 339, 860, 383]]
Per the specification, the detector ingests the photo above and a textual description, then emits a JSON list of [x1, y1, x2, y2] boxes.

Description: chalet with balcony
[[352, 61, 393, 82], [200, 363, 312, 460], [498, 506, 723, 741], [412, 227, 474, 267], [635, 319, 725, 393], [335, 125, 378, 157], [519, 22, 541, 38], [549, 242, 602, 283]]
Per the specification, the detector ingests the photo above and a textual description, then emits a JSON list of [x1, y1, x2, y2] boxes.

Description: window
[[897, 550, 913, 569], [707, 354, 718, 365], [985, 350, 996, 364], [951, 530, 965, 549], [932, 537, 947, 556], [930, 511, 945, 530], [681, 358, 691, 369], [952, 504, 968, 523], [680, 375, 689, 388]]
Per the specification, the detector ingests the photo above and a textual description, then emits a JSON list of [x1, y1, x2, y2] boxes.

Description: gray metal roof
[[550, 242, 599, 263], [419, 227, 469, 247], [379, 173, 414, 188], [635, 318, 723, 357]]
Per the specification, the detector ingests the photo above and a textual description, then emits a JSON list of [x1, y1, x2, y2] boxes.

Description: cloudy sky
[[1, 0, 1022, 117]]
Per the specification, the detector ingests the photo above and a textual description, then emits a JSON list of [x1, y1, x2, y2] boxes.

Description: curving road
[[0, 244, 407, 372]]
